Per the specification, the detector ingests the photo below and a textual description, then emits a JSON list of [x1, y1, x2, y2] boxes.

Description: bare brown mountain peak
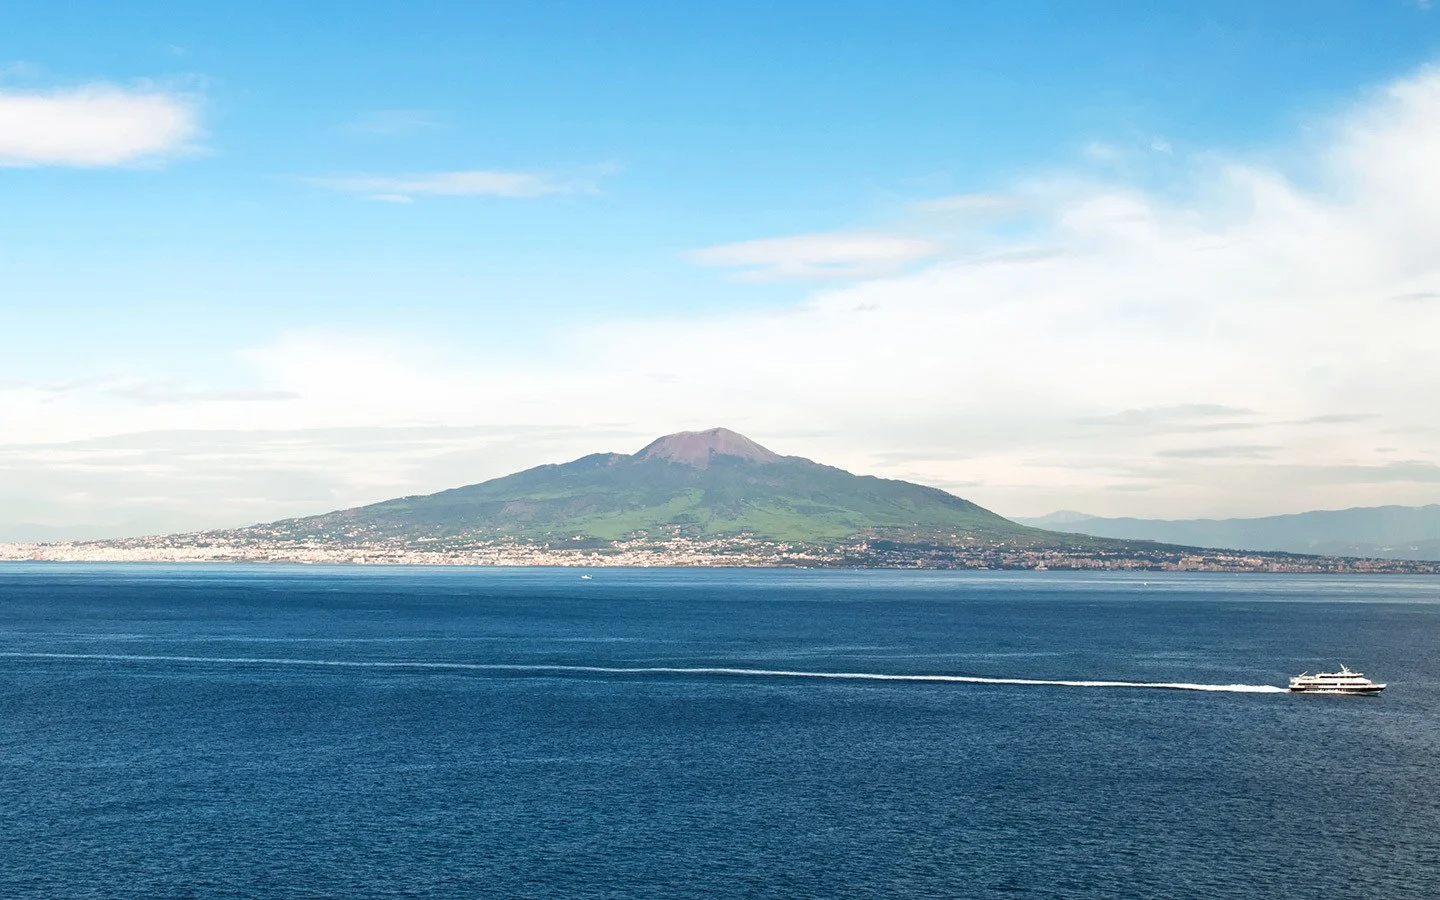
[[636, 427, 785, 467]]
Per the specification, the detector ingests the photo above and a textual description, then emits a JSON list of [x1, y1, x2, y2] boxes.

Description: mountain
[[1014, 505, 1440, 561], [250, 427, 1040, 545], [1019, 511, 1098, 529], [20, 428, 1440, 572]]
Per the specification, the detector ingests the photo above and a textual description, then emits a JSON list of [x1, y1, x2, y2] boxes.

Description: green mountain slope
[[252, 428, 1040, 545]]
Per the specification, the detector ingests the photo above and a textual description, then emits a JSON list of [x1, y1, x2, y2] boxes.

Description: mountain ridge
[[1016, 504, 1440, 561]]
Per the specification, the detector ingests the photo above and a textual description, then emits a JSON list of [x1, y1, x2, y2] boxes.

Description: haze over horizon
[[4, 2, 1440, 536]]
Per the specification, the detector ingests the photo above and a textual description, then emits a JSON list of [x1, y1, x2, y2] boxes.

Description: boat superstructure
[[1288, 665, 1385, 695]]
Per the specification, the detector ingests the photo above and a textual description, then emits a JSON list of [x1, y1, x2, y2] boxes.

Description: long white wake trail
[[0, 651, 1288, 693]]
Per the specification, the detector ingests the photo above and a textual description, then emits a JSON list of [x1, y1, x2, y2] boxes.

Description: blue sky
[[3, 1, 1440, 536]]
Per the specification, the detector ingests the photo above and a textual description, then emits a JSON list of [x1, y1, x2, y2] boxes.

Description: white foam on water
[[0, 651, 1289, 693]]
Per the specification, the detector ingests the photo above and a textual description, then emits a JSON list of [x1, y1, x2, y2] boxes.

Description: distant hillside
[[245, 427, 1047, 545], [1015, 505, 1440, 561]]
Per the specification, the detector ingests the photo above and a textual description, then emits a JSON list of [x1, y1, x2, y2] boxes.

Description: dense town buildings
[[3, 534, 1436, 573]]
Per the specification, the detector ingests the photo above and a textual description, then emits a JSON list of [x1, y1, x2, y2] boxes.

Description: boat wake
[[0, 651, 1288, 693]]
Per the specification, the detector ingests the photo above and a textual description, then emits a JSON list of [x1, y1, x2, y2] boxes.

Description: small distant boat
[[580, 574, 593, 580], [1288, 665, 1385, 695]]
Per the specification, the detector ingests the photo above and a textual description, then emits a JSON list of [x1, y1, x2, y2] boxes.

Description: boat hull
[[1288, 685, 1385, 695]]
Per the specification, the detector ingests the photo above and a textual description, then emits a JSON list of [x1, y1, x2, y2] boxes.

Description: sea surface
[[2, 565, 1439, 898]]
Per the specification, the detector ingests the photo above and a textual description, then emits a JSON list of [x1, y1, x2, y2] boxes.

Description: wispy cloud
[[102, 383, 300, 405], [13, 377, 298, 406], [1305, 460, 1440, 484], [0, 83, 201, 167], [303, 168, 600, 202], [343, 108, 440, 136], [1082, 140, 1122, 162], [689, 232, 941, 280], [910, 192, 1022, 215], [1079, 405, 1259, 428], [1156, 445, 1281, 460], [1293, 413, 1378, 425]]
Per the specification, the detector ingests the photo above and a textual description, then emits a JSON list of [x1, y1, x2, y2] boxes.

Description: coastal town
[[3, 532, 1436, 573]]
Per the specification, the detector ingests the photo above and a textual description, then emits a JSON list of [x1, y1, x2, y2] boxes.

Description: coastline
[[4, 536, 1437, 573]]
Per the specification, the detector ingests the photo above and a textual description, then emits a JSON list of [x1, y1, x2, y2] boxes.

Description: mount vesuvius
[[13, 428, 1439, 570], [252, 427, 1039, 545]]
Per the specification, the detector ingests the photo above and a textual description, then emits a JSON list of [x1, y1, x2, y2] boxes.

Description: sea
[[2, 564, 1438, 899]]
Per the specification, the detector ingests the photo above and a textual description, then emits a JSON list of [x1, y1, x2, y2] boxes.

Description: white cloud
[[8, 64, 1440, 526], [689, 231, 942, 280], [305, 169, 595, 202], [0, 84, 201, 167], [260, 64, 1440, 518]]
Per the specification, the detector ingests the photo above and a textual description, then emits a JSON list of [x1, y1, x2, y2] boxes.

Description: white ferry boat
[[1288, 665, 1385, 695]]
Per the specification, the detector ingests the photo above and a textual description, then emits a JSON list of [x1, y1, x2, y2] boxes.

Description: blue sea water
[[2, 565, 1438, 898]]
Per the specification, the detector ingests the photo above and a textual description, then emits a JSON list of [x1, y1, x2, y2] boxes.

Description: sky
[[3, 0, 1440, 538]]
